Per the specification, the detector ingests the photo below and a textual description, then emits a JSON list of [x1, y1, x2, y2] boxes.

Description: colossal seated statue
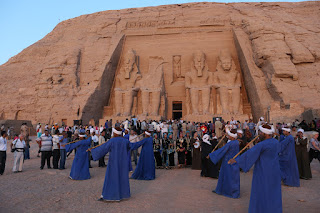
[[139, 56, 165, 116], [185, 51, 212, 115], [214, 50, 241, 114], [114, 49, 141, 116]]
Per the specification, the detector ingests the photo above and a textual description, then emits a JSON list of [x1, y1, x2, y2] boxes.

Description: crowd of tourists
[[0, 116, 319, 212], [0, 117, 319, 177]]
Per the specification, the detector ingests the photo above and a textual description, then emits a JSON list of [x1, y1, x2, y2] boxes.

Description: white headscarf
[[237, 129, 243, 134], [297, 129, 304, 134], [202, 134, 211, 145]]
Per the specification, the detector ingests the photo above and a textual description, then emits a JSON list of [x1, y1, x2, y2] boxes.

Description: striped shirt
[[40, 134, 53, 151]]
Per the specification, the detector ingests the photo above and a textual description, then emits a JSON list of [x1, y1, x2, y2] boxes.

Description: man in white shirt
[[90, 126, 95, 135], [99, 125, 104, 134], [0, 131, 8, 175], [11, 135, 26, 173], [129, 129, 140, 165], [122, 119, 130, 130], [52, 130, 61, 169], [230, 117, 237, 129], [160, 121, 168, 138], [92, 132, 99, 146], [151, 120, 158, 132]]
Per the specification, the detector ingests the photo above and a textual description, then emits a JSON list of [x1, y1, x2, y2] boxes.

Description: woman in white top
[[11, 135, 26, 173], [309, 132, 320, 163]]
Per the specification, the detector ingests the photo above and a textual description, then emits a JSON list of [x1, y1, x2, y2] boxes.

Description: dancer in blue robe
[[229, 124, 282, 213], [208, 130, 240, 199], [90, 128, 145, 201], [123, 130, 132, 172], [131, 131, 155, 180], [127, 149, 133, 172], [65, 135, 91, 180], [279, 128, 300, 187], [279, 134, 285, 142]]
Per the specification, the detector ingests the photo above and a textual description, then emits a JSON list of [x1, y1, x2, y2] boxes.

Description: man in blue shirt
[[247, 119, 256, 137]]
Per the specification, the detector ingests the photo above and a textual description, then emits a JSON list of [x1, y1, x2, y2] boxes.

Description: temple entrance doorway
[[172, 101, 182, 120]]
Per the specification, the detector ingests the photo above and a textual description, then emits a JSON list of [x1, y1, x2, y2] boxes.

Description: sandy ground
[[0, 138, 319, 213]]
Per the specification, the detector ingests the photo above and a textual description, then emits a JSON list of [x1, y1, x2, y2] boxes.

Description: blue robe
[[66, 139, 91, 180], [209, 140, 240, 198], [91, 137, 144, 201], [127, 149, 133, 172], [124, 134, 129, 140], [279, 135, 300, 187], [124, 135, 133, 171], [237, 138, 282, 213], [131, 137, 156, 180]]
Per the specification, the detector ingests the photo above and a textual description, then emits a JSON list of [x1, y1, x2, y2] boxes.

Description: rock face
[[0, 1, 319, 125]]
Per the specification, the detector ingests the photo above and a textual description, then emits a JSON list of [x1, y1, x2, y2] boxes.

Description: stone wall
[[0, 1, 319, 125]]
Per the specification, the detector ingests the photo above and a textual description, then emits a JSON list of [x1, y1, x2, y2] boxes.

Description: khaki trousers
[[13, 151, 24, 172]]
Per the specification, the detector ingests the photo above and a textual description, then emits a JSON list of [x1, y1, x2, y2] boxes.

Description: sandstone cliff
[[0, 1, 319, 125]]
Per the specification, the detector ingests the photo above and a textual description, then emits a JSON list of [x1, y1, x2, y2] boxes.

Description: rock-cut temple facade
[[0, 1, 319, 126]]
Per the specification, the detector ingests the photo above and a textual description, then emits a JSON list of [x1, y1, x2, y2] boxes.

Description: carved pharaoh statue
[[185, 51, 212, 115], [139, 56, 165, 116], [214, 50, 241, 114], [114, 49, 141, 116], [173, 55, 182, 78]]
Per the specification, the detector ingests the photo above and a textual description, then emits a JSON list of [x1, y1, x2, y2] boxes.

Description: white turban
[[282, 128, 291, 133], [145, 131, 151, 136], [216, 118, 220, 121], [297, 129, 304, 134], [260, 117, 264, 121], [79, 134, 86, 138], [227, 129, 238, 139], [112, 128, 122, 135], [237, 129, 243, 134], [259, 125, 273, 135]]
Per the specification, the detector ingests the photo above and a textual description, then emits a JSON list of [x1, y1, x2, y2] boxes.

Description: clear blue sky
[[0, 0, 307, 65]]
